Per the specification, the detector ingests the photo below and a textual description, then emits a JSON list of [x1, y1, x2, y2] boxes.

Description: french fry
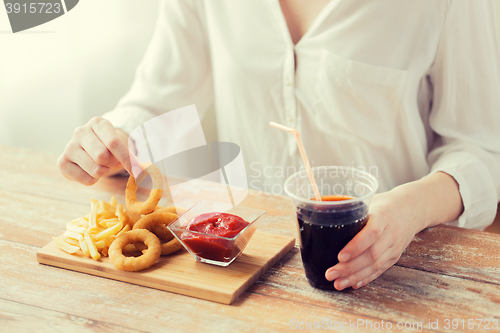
[[64, 230, 83, 241], [55, 196, 131, 261], [116, 223, 131, 238], [100, 200, 116, 214], [62, 237, 80, 247], [98, 217, 119, 228], [88, 227, 104, 235], [109, 196, 117, 209], [95, 240, 106, 251], [106, 221, 119, 228], [97, 208, 115, 220], [115, 203, 128, 224], [76, 217, 89, 228], [89, 199, 99, 228], [53, 237, 80, 254], [66, 223, 86, 234], [79, 238, 90, 257], [94, 222, 123, 242], [67, 217, 82, 225], [104, 235, 115, 247], [84, 230, 101, 261], [101, 217, 119, 225]]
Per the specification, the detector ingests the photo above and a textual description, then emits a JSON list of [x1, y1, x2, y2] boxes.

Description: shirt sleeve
[[427, 0, 500, 230], [102, 0, 213, 135]]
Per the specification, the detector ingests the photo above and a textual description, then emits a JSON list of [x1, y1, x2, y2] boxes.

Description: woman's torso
[[201, 0, 449, 194]]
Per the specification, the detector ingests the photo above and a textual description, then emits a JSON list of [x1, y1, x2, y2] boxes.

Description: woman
[[57, 0, 500, 290]]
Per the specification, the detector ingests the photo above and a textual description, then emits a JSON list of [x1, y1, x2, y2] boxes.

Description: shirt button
[[285, 79, 292, 86], [287, 116, 294, 122]]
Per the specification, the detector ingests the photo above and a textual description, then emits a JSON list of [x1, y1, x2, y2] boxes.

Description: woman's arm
[[102, 0, 213, 136], [326, 0, 500, 290], [398, 171, 463, 229], [425, 0, 500, 229], [59, 0, 213, 185]]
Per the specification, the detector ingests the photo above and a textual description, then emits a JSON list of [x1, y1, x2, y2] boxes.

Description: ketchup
[[181, 212, 249, 262]]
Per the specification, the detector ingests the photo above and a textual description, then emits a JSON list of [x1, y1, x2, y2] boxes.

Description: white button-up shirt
[[104, 0, 500, 230]]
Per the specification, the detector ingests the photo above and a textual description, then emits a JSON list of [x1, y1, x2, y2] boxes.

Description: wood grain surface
[[1, 146, 500, 333], [37, 231, 295, 304]]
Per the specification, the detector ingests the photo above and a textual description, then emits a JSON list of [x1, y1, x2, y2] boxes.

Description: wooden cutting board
[[37, 230, 295, 305]]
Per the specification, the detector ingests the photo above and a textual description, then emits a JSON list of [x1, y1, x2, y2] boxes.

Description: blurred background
[[0, 0, 216, 154], [0, 1, 499, 155]]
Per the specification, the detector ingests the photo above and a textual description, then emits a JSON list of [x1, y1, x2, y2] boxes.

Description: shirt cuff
[[429, 151, 498, 230]]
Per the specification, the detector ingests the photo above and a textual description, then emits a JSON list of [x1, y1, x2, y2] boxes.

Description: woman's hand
[[324, 191, 421, 290], [325, 172, 463, 290], [58, 117, 137, 186]]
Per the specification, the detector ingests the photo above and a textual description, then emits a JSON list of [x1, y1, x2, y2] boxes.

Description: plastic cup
[[284, 166, 378, 290]]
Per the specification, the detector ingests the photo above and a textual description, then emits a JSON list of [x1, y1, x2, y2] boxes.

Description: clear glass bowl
[[168, 200, 266, 266]]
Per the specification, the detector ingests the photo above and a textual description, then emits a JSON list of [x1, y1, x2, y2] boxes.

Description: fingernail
[[132, 166, 142, 178], [338, 252, 350, 262], [355, 281, 363, 289], [326, 270, 339, 281], [338, 278, 349, 290]]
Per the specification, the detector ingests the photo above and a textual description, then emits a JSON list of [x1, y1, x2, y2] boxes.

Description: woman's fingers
[[351, 255, 400, 290], [57, 155, 98, 186], [68, 147, 111, 179], [58, 116, 133, 186], [129, 149, 143, 178], [325, 200, 405, 290], [91, 117, 133, 174], [322, 192, 418, 290], [325, 229, 392, 282], [337, 215, 386, 263], [333, 249, 399, 290], [78, 126, 120, 170]]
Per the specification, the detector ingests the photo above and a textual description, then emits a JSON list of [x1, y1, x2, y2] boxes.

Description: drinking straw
[[269, 122, 322, 201]]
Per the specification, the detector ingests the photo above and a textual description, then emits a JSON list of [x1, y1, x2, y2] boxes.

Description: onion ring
[[159, 236, 182, 256], [109, 229, 161, 271], [153, 205, 187, 216], [152, 224, 175, 243], [125, 210, 141, 227], [152, 206, 186, 241], [133, 212, 182, 256], [126, 163, 164, 215]]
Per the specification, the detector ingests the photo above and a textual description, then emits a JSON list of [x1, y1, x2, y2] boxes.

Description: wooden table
[[1, 146, 500, 333]]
